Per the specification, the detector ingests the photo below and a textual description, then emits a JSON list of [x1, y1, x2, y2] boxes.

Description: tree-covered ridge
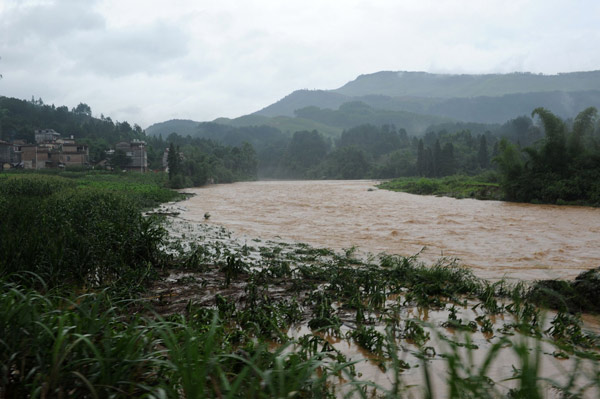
[[255, 88, 600, 124], [144, 119, 201, 137], [0, 96, 146, 163], [293, 101, 451, 132], [495, 107, 600, 205]]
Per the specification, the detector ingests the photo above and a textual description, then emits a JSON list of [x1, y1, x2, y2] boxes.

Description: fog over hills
[[147, 70, 600, 137], [254, 70, 600, 122], [333, 70, 600, 98]]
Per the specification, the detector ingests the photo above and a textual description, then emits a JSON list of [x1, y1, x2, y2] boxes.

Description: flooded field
[[179, 180, 600, 281], [154, 213, 600, 398]]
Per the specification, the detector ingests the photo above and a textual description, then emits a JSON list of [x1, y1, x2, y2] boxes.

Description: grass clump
[[528, 267, 600, 313], [378, 174, 502, 200]]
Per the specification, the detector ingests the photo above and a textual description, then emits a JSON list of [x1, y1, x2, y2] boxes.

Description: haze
[[1, 0, 599, 127]]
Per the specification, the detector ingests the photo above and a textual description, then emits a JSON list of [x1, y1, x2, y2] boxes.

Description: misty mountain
[[145, 119, 200, 137], [334, 70, 600, 98], [255, 71, 600, 124], [293, 101, 451, 131], [147, 70, 600, 143]]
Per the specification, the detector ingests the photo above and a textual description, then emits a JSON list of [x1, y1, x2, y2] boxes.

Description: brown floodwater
[[179, 180, 600, 281]]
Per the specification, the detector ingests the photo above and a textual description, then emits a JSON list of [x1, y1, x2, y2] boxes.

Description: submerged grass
[[378, 174, 502, 201]]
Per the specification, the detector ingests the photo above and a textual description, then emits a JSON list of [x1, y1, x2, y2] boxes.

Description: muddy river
[[179, 180, 600, 281]]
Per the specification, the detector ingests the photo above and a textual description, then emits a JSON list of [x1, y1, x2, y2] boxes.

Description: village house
[[15, 129, 89, 170], [115, 139, 148, 172]]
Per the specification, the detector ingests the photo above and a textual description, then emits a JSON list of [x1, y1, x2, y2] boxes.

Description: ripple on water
[[183, 180, 600, 281]]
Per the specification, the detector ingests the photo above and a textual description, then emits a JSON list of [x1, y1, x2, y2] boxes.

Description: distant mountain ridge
[[333, 70, 600, 98], [146, 70, 600, 139], [255, 70, 600, 122]]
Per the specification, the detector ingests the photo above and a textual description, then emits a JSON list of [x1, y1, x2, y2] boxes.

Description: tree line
[[495, 107, 600, 205]]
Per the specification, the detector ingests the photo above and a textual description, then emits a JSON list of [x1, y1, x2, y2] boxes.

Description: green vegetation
[[378, 175, 502, 200], [529, 267, 600, 313], [1, 173, 599, 397], [495, 107, 600, 206], [0, 172, 179, 289], [0, 97, 145, 149], [148, 113, 544, 182], [159, 133, 258, 188]]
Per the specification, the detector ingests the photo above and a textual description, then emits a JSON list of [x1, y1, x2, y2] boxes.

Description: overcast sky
[[1, 0, 599, 128]]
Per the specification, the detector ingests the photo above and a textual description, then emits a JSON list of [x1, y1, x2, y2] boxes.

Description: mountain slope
[[144, 119, 200, 137], [147, 70, 600, 142], [334, 70, 600, 98], [254, 71, 600, 124], [255, 90, 351, 118]]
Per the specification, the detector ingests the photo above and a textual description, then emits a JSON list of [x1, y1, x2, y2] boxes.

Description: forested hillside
[[257, 89, 600, 124], [0, 96, 259, 187]]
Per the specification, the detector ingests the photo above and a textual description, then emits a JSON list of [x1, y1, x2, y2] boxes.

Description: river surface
[[179, 180, 600, 281]]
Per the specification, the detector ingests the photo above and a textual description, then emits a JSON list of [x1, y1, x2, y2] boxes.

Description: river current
[[179, 180, 600, 281]]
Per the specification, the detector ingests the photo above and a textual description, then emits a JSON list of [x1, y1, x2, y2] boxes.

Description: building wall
[[20, 146, 61, 169], [60, 152, 88, 166], [115, 141, 148, 172]]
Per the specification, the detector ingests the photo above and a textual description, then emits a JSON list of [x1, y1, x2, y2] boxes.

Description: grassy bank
[[0, 172, 181, 290], [1, 173, 599, 398], [378, 174, 503, 201]]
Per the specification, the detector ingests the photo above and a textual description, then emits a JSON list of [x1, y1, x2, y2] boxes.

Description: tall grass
[[0, 174, 169, 290], [0, 280, 350, 398]]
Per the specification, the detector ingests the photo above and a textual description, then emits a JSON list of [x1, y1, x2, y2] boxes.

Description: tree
[[284, 130, 328, 177], [531, 107, 568, 174], [416, 139, 426, 176], [478, 135, 489, 169], [73, 103, 92, 116], [432, 139, 442, 177], [569, 107, 598, 157], [328, 146, 370, 179], [440, 142, 456, 176], [493, 138, 523, 200], [167, 142, 181, 180]]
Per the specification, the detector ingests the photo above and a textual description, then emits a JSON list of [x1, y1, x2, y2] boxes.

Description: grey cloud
[[0, 0, 105, 43], [64, 22, 190, 77]]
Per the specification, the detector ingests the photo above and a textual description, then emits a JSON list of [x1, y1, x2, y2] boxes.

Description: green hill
[[214, 114, 343, 138]]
